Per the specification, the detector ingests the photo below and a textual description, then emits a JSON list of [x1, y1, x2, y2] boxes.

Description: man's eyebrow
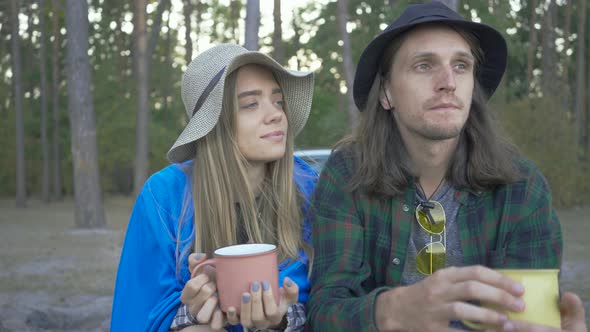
[[411, 51, 475, 61]]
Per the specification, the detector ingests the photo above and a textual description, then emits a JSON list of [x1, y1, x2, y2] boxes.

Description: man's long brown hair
[[339, 23, 521, 197]]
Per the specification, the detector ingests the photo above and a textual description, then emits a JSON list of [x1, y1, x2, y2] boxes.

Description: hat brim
[[353, 18, 507, 111], [167, 50, 314, 164]]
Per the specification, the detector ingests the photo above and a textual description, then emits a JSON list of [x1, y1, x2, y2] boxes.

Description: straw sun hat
[[167, 44, 314, 164]]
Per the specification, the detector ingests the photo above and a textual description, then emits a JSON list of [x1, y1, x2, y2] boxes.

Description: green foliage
[[499, 96, 590, 207], [1, 0, 589, 206], [296, 84, 349, 148]]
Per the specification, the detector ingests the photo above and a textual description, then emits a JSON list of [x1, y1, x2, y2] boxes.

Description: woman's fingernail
[[286, 279, 293, 287], [251, 281, 260, 292], [242, 293, 251, 303], [194, 253, 204, 260], [503, 321, 515, 331], [262, 281, 270, 291]]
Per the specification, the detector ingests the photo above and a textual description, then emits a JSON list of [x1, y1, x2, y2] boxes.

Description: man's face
[[380, 25, 475, 142]]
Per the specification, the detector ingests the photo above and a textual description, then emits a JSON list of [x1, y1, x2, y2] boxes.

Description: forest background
[[1, 0, 590, 330]]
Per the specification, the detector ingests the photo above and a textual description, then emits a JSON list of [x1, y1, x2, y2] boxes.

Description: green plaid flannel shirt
[[306, 148, 562, 331]]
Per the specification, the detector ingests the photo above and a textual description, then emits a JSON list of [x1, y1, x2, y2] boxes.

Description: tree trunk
[[585, 14, 590, 156], [272, 0, 284, 64], [183, 0, 193, 64], [147, 0, 169, 65], [438, 0, 459, 12], [337, 0, 357, 127], [230, 0, 240, 43], [574, 0, 586, 147], [541, 0, 557, 94], [163, 16, 173, 112], [64, 0, 105, 227], [39, 0, 50, 202], [195, 0, 201, 52], [244, 0, 260, 51], [291, 9, 302, 70], [11, 0, 26, 208], [526, 0, 539, 88], [133, 0, 169, 197], [51, 0, 62, 200], [132, 0, 149, 197], [561, 0, 573, 86], [25, 2, 35, 102]]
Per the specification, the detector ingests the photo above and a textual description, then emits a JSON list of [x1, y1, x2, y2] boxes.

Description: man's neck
[[403, 135, 458, 198]]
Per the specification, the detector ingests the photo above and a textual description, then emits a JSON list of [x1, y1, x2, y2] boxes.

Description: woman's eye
[[275, 100, 285, 108], [240, 102, 258, 110]]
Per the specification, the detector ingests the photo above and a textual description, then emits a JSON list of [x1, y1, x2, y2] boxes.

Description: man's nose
[[435, 66, 457, 93]]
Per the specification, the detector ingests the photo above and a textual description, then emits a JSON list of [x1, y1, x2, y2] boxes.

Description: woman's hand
[[225, 277, 299, 330], [180, 253, 226, 330]]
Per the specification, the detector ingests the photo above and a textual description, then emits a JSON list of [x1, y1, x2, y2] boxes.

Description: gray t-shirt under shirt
[[401, 182, 464, 285]]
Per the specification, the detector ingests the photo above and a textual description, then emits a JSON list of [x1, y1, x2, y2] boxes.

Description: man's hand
[[374, 265, 526, 332], [501, 292, 587, 332]]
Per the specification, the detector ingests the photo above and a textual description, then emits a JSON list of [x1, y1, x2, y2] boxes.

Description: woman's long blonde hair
[[176, 68, 310, 271]]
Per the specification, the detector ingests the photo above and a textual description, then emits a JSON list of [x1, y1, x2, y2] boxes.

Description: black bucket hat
[[353, 1, 507, 111]]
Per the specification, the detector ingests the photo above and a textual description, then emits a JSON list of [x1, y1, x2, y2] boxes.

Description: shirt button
[[392, 257, 401, 265], [402, 204, 409, 212]]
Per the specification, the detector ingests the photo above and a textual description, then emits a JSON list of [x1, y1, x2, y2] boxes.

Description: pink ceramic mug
[[191, 243, 279, 313]]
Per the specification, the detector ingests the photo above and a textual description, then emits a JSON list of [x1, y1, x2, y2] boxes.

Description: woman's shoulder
[[137, 162, 192, 215], [145, 162, 191, 191]]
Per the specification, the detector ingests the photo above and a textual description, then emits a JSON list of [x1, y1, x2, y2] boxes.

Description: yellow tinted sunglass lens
[[415, 201, 445, 234], [416, 242, 446, 275]]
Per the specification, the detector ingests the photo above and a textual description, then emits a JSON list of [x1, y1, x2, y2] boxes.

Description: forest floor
[[0, 197, 588, 331]]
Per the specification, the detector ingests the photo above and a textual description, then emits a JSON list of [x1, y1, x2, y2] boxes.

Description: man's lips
[[429, 102, 460, 110]]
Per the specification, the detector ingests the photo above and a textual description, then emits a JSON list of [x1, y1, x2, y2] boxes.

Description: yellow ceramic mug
[[463, 269, 561, 330]]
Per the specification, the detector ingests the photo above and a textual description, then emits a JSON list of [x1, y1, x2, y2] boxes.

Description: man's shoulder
[[480, 157, 551, 204], [324, 144, 356, 174]]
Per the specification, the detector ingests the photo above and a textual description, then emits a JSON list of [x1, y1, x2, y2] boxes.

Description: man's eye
[[416, 63, 431, 71], [455, 62, 472, 72]]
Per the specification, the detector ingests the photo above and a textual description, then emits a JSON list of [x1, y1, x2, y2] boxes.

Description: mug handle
[[191, 258, 216, 279]]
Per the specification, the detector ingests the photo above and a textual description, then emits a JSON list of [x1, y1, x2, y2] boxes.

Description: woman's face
[[234, 64, 288, 165]]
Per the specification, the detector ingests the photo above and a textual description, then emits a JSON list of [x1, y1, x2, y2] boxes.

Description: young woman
[[110, 44, 316, 332]]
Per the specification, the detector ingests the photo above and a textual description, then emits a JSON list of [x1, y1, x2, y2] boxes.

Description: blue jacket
[[110, 157, 317, 331]]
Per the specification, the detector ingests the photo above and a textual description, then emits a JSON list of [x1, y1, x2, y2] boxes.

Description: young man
[[307, 2, 587, 332]]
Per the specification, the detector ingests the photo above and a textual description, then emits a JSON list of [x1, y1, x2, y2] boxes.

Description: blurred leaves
[[0, 0, 589, 207]]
